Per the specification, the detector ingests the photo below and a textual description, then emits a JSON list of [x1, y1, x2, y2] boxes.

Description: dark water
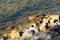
[[0, 0, 60, 26]]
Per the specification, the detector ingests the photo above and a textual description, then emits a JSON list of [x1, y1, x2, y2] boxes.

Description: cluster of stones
[[28, 14, 60, 33], [1, 14, 60, 40]]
